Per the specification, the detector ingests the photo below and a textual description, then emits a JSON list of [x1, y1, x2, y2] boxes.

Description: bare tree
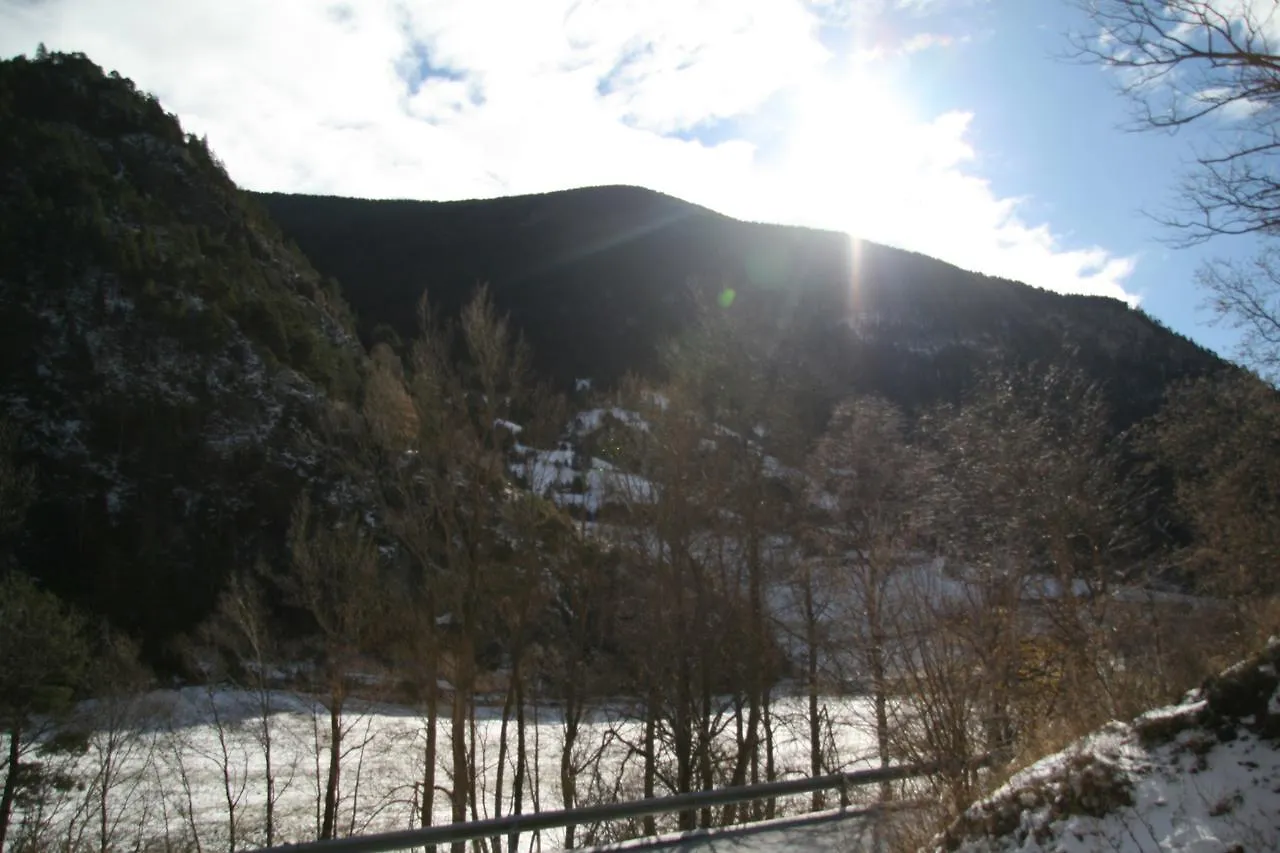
[[545, 533, 617, 849], [805, 396, 932, 803], [77, 630, 157, 853], [386, 583, 444, 842], [198, 684, 252, 852], [1070, 0, 1280, 374], [1071, 0, 1280, 238], [919, 365, 1146, 770], [882, 570, 987, 817], [1197, 248, 1280, 379], [285, 494, 389, 841], [388, 285, 562, 851], [361, 347, 445, 843], [654, 296, 811, 824], [158, 711, 206, 853], [611, 385, 708, 832], [203, 564, 298, 847], [491, 493, 574, 853], [786, 553, 835, 812]]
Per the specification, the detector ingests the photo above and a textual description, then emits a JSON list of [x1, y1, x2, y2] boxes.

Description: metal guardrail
[[583, 801, 934, 853], [250, 759, 950, 853]]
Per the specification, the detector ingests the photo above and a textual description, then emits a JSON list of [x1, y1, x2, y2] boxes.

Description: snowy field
[[8, 690, 883, 852]]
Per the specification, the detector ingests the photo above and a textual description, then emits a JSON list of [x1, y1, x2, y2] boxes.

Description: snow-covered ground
[[8, 691, 881, 852], [931, 640, 1280, 853], [583, 808, 879, 853]]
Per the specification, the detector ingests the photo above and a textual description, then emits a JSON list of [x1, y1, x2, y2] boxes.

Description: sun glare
[[776, 65, 930, 240]]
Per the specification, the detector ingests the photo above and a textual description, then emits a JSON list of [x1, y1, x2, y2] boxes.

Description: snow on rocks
[[510, 441, 657, 515], [932, 642, 1280, 853], [574, 406, 650, 434]]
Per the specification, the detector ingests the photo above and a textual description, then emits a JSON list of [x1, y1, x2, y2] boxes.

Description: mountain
[[256, 187, 1226, 427], [0, 48, 1232, 660], [0, 51, 367, 657]]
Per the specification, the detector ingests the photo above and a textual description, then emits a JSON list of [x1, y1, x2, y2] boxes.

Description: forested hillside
[[0, 50, 366, 653], [258, 188, 1224, 426]]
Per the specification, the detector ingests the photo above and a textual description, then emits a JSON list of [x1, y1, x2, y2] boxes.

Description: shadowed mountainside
[[0, 51, 366, 656], [256, 186, 1226, 425]]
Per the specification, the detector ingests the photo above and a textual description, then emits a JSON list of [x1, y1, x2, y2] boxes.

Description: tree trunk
[[697, 665, 714, 829], [722, 692, 760, 826], [867, 582, 893, 804], [0, 723, 21, 852], [450, 641, 471, 853], [762, 686, 777, 820], [98, 734, 113, 853], [320, 691, 342, 840], [493, 672, 515, 853], [560, 677, 579, 850], [467, 695, 481, 826], [744, 515, 764, 823], [642, 689, 657, 836], [721, 700, 745, 827], [675, 656, 695, 831], [508, 663, 526, 853], [422, 658, 439, 853], [804, 572, 825, 811], [261, 697, 276, 849], [872, 652, 891, 801], [422, 660, 442, 845], [209, 695, 240, 853]]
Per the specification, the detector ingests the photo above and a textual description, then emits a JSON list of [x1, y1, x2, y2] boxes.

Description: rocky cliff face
[[0, 51, 367, 654]]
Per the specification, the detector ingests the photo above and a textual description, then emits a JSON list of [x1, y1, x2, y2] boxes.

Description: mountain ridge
[[256, 185, 1224, 426]]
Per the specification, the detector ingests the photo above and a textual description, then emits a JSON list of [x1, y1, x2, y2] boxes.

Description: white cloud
[[899, 32, 956, 53], [0, 0, 1136, 303]]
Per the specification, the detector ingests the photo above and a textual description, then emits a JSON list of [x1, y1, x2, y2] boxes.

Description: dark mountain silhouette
[[256, 186, 1224, 425], [0, 51, 366, 657]]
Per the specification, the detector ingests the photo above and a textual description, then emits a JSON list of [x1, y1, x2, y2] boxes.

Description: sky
[[0, 0, 1265, 362]]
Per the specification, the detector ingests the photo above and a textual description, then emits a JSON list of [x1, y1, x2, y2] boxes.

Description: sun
[[775, 64, 928, 238]]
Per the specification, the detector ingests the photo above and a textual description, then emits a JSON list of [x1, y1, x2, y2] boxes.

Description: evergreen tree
[[0, 572, 89, 850]]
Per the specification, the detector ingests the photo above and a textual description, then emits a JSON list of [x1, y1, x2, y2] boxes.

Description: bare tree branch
[[1070, 1, 1280, 372], [1198, 247, 1280, 377], [1069, 0, 1280, 240]]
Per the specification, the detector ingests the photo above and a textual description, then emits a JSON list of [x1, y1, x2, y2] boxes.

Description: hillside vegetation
[[257, 187, 1223, 427], [933, 641, 1280, 853], [0, 50, 366, 650]]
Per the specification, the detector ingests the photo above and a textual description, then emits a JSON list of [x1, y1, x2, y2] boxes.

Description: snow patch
[[934, 644, 1280, 853]]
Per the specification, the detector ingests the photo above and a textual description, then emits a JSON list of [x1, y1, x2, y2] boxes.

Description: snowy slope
[[932, 641, 1280, 853]]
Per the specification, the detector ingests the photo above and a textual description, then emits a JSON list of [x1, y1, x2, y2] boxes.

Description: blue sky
[[0, 0, 1260, 362], [881, 0, 1259, 360]]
